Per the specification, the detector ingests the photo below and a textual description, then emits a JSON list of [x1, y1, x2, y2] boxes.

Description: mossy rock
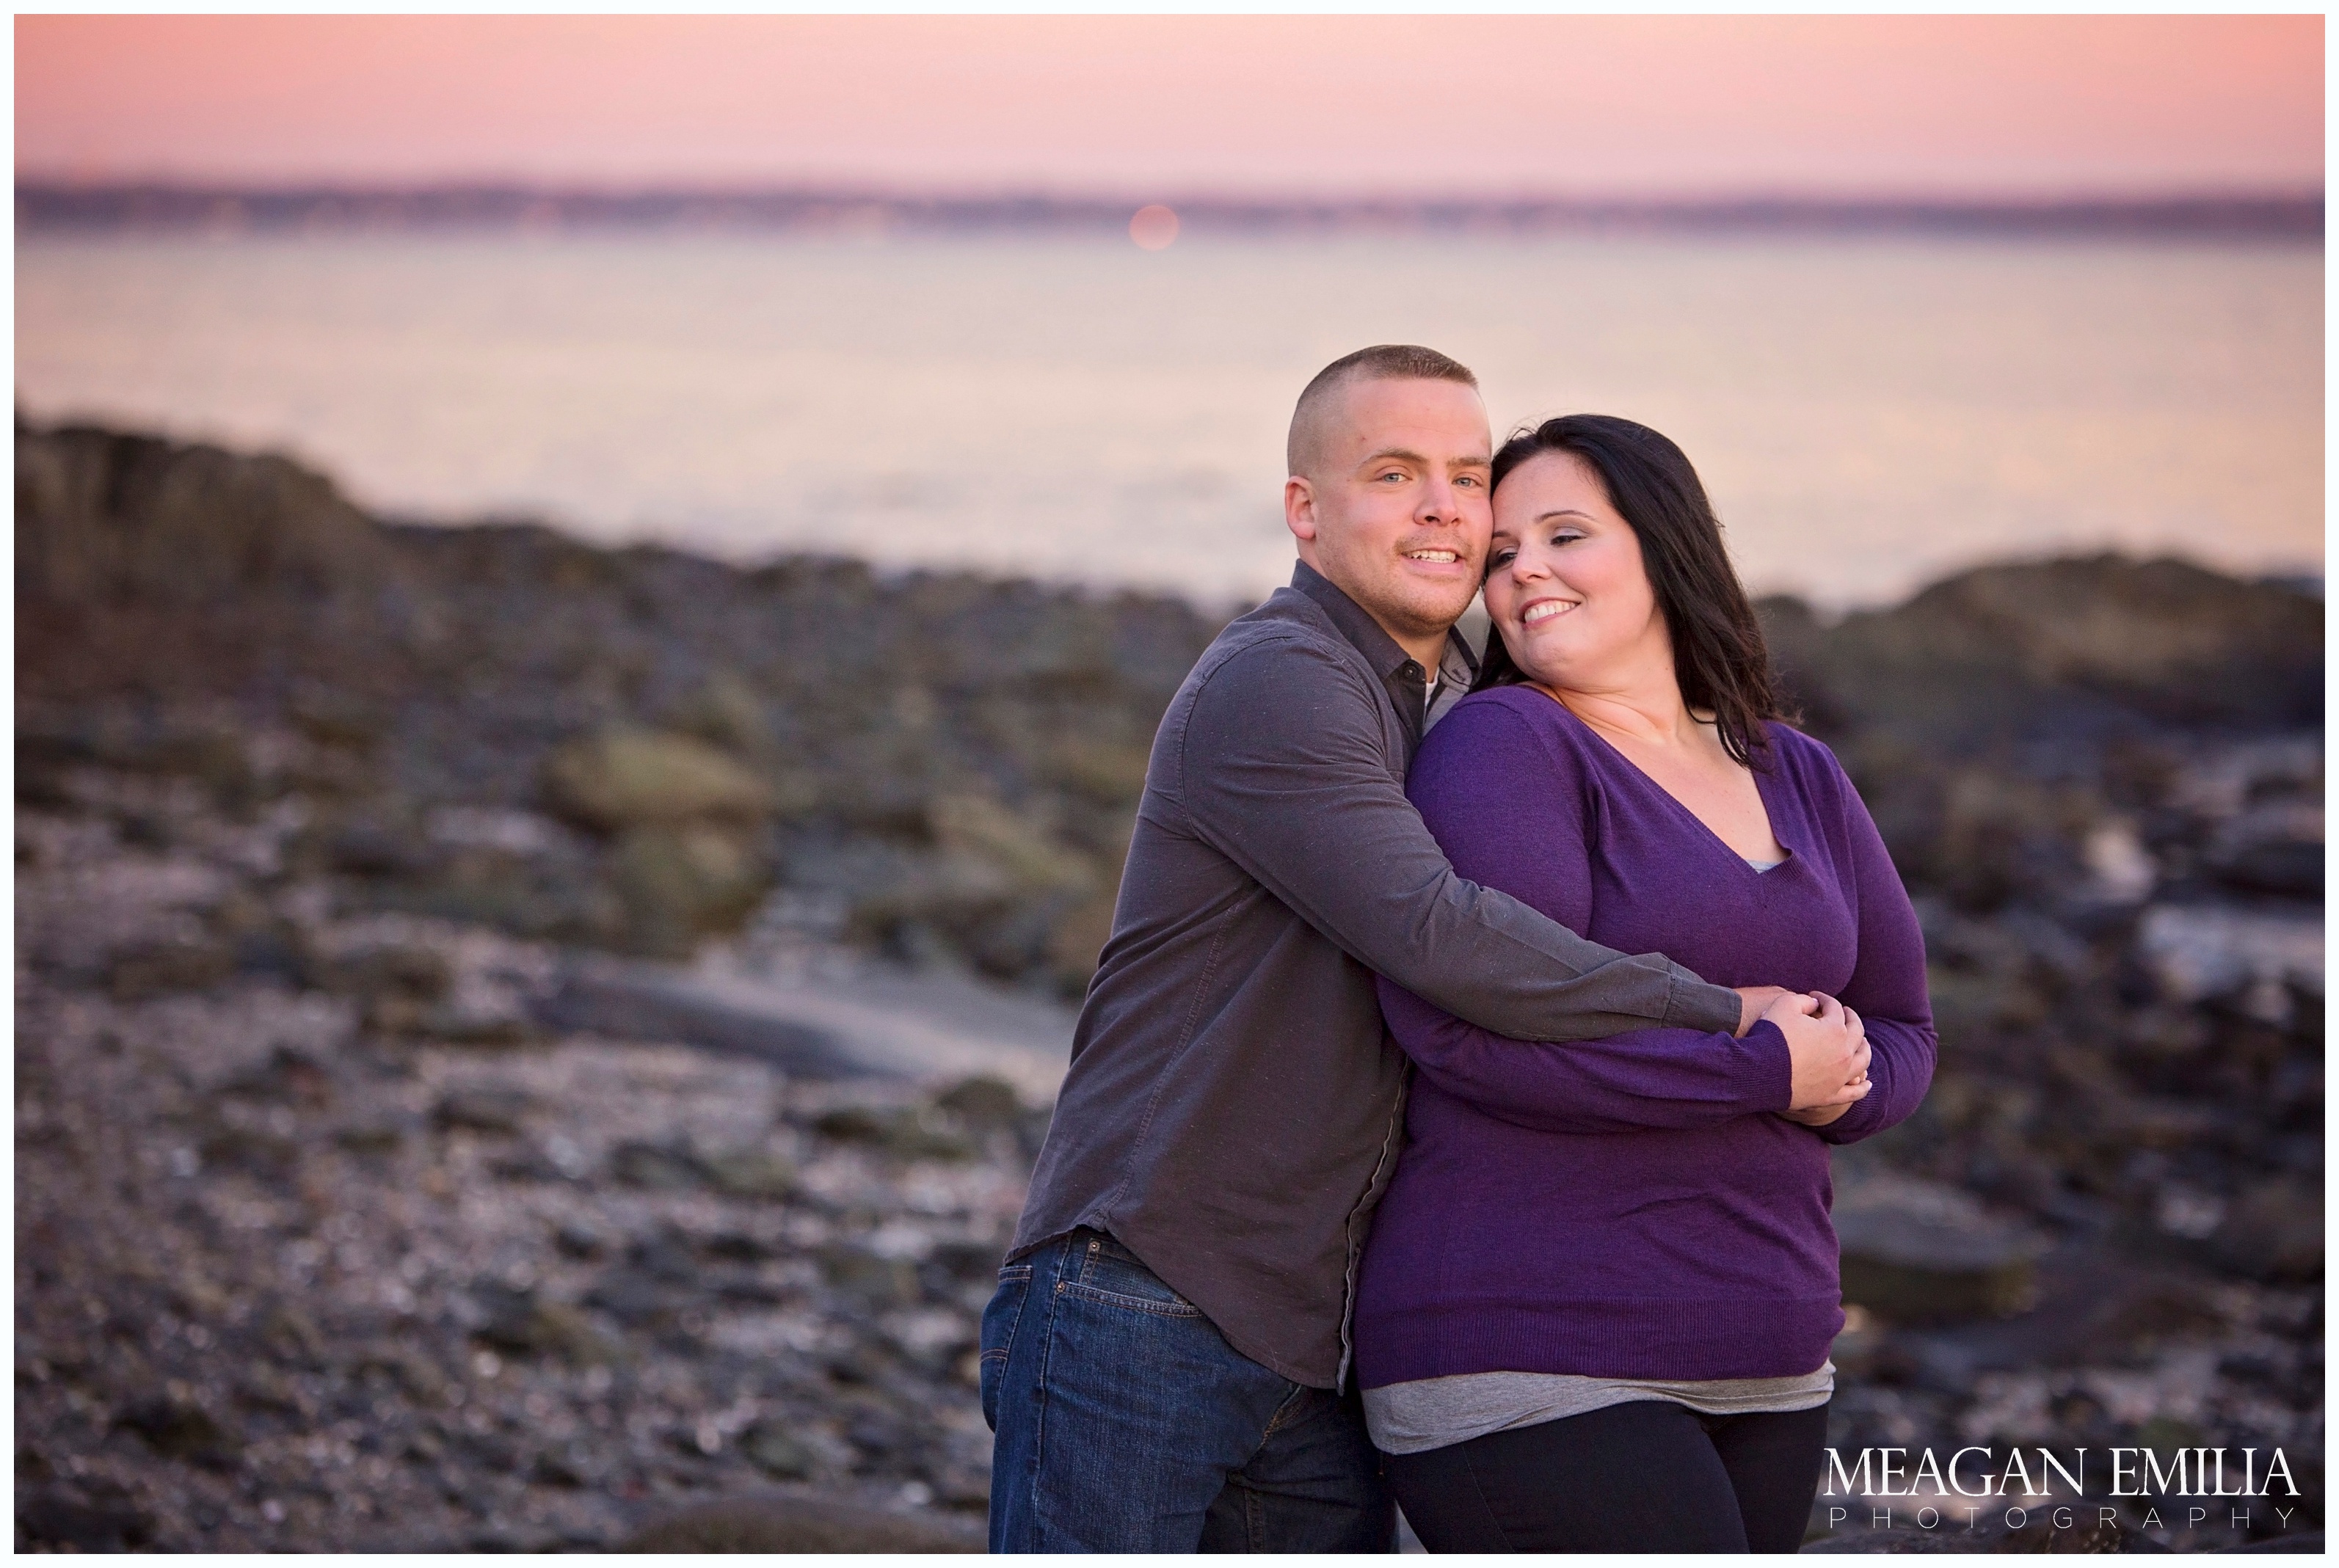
[[1833, 1167, 2048, 1324], [542, 726, 775, 834], [605, 821, 771, 958]]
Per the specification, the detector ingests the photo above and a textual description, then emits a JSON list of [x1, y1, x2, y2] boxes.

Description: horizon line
[[15, 180, 2324, 241]]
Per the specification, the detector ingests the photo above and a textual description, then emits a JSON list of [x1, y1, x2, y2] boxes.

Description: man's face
[[1284, 376, 1494, 650]]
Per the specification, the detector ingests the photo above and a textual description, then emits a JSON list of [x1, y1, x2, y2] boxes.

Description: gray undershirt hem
[[1364, 1363, 1837, 1456]]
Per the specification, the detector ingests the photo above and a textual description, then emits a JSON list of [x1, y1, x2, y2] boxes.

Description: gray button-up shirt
[[1010, 562, 1744, 1388]]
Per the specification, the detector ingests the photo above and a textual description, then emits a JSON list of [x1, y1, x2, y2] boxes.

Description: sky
[[15, 14, 2324, 200]]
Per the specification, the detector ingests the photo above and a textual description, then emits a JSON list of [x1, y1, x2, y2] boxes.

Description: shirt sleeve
[[1165, 638, 1744, 1043], [1798, 745, 1938, 1145], [1373, 693, 1789, 1132], [1380, 980, 1794, 1131]]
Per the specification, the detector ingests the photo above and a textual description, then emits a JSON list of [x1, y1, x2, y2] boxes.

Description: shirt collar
[[1290, 559, 1480, 686], [1435, 629, 1480, 692]]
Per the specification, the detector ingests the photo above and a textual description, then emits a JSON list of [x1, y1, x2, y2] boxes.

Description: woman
[[1352, 415, 1935, 1553]]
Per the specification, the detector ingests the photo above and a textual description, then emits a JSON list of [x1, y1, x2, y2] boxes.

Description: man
[[981, 346, 1855, 1551]]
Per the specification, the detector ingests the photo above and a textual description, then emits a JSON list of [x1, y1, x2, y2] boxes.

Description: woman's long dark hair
[[1478, 414, 1789, 766]]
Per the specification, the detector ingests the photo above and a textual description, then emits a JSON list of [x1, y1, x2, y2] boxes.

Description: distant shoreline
[[14, 183, 2324, 243]]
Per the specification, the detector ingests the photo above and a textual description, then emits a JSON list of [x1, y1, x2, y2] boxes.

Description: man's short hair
[[1287, 344, 1480, 477]]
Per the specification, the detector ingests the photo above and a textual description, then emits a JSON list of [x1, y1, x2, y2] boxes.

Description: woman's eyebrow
[[1536, 509, 1598, 524]]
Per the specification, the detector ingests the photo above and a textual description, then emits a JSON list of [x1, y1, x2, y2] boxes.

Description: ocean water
[[14, 230, 2322, 610]]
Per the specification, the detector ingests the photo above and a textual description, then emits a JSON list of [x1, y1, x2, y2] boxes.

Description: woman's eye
[[1488, 549, 1516, 567], [1550, 530, 1585, 547]]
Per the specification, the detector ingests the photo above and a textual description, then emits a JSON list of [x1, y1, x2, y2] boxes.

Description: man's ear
[[1284, 475, 1320, 549]]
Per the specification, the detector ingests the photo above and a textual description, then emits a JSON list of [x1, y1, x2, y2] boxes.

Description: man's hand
[[1779, 1004, 1868, 1122], [1732, 986, 1791, 1038], [1770, 992, 1872, 1112]]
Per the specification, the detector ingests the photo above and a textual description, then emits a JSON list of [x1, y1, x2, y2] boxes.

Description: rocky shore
[[15, 419, 2323, 1551]]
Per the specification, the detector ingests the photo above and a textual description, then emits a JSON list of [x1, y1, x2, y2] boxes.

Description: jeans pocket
[[978, 1264, 1034, 1432], [1068, 1236, 1201, 1317]]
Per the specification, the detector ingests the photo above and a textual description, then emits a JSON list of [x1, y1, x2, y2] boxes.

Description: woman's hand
[[1778, 998, 1868, 1125], [1769, 991, 1871, 1112]]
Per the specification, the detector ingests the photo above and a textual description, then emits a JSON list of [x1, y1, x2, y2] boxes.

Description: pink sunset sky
[[15, 14, 2324, 199]]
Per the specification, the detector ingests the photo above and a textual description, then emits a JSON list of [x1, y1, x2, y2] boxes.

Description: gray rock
[[934, 1074, 1022, 1131], [197, 1120, 302, 1179], [1772, 555, 2322, 742], [818, 1245, 922, 1311], [2135, 904, 2321, 1026], [15, 424, 398, 607], [307, 941, 454, 1034], [470, 1286, 621, 1366], [221, 1045, 336, 1107], [319, 812, 443, 880], [288, 688, 390, 753], [256, 1302, 329, 1365], [741, 1421, 819, 1481], [813, 1106, 976, 1162], [1833, 1167, 2049, 1324], [333, 1117, 412, 1156], [112, 1391, 240, 1470], [696, 1149, 798, 1201], [106, 934, 234, 1000], [618, 1490, 983, 1553], [541, 959, 861, 1077], [2207, 1180, 2323, 1283], [432, 1086, 531, 1136], [628, 1228, 700, 1282], [2205, 801, 2323, 897], [584, 1269, 674, 1330], [16, 1487, 156, 1551], [553, 1219, 611, 1259], [529, 1441, 599, 1489], [608, 1139, 705, 1192]]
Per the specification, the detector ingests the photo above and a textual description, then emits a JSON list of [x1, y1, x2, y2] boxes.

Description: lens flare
[[1129, 204, 1179, 250]]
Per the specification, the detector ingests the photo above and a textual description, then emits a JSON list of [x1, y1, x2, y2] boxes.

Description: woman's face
[[1485, 450, 1668, 690]]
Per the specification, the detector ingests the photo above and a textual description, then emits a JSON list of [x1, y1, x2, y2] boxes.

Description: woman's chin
[[1500, 619, 1629, 691], [1502, 638, 1579, 690]]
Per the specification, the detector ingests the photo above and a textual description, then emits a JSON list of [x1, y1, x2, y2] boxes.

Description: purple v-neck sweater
[[1353, 686, 1936, 1388]]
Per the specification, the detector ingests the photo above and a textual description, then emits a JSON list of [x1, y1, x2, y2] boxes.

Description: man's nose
[[1416, 473, 1464, 523]]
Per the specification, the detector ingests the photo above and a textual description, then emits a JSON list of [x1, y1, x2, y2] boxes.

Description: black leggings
[[1387, 1399, 1830, 1553]]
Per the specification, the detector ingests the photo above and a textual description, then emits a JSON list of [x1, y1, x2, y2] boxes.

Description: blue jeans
[[981, 1227, 1394, 1553]]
